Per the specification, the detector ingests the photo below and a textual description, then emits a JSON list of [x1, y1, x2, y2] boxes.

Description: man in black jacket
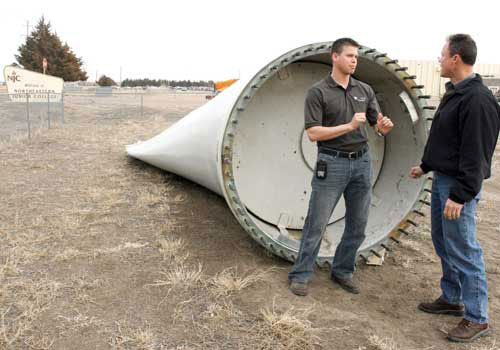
[[410, 34, 500, 343]]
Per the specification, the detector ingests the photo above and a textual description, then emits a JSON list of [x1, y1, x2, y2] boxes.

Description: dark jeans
[[431, 172, 488, 323], [288, 150, 372, 283]]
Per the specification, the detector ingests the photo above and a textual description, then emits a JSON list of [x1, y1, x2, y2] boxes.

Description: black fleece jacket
[[420, 74, 500, 204]]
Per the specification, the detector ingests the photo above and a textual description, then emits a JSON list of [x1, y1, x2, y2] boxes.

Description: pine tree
[[15, 16, 88, 81]]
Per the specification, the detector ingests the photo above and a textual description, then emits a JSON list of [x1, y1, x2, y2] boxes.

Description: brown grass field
[[0, 92, 499, 350]]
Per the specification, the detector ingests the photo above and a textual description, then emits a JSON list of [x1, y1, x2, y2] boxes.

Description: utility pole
[[119, 66, 122, 87], [22, 20, 33, 41]]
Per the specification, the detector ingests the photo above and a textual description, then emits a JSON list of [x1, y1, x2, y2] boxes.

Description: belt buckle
[[348, 151, 356, 159]]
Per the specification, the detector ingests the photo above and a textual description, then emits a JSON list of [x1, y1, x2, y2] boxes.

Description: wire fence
[[0, 90, 208, 142]]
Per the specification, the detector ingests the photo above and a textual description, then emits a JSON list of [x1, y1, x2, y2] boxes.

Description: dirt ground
[[0, 92, 499, 350]]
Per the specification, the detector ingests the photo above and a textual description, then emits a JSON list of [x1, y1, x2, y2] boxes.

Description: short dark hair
[[447, 34, 477, 65], [331, 38, 360, 55]]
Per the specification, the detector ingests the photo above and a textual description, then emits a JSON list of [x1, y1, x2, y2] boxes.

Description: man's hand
[[444, 199, 464, 220], [350, 112, 366, 130], [409, 166, 424, 179], [376, 113, 394, 135]]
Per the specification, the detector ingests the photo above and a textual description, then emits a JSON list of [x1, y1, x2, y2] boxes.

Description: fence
[[0, 90, 207, 142], [0, 93, 65, 140]]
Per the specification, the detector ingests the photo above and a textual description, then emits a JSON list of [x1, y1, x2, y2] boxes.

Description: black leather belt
[[319, 145, 368, 160]]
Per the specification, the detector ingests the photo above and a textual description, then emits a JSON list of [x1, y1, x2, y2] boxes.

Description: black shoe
[[418, 297, 464, 316], [331, 275, 360, 294]]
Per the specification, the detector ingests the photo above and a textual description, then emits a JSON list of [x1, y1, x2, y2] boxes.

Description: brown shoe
[[289, 281, 308, 296], [331, 275, 360, 294], [418, 297, 464, 316], [447, 319, 490, 343]]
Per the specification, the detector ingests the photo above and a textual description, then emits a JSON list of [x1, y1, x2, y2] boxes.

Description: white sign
[[3, 65, 63, 103]]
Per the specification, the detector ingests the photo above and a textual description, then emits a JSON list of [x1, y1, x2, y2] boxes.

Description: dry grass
[[256, 301, 320, 350], [365, 334, 500, 350], [52, 242, 148, 261], [53, 248, 86, 262], [467, 340, 499, 350], [0, 93, 211, 348], [69, 274, 105, 306], [23, 334, 56, 350], [57, 311, 103, 335], [367, 335, 400, 350], [157, 237, 189, 263], [93, 242, 148, 257], [189, 297, 323, 350], [0, 276, 63, 348], [0, 127, 47, 149], [208, 267, 274, 297], [109, 323, 157, 350], [135, 188, 167, 207], [200, 300, 242, 322], [148, 263, 203, 295]]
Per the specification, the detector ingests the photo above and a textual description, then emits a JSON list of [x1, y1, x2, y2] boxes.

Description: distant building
[[399, 60, 500, 98], [482, 77, 500, 97]]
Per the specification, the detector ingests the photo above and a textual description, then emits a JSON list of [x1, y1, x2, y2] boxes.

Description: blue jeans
[[288, 149, 372, 283], [431, 172, 488, 323]]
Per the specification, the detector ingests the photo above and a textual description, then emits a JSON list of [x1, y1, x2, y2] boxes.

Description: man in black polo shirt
[[410, 34, 500, 343], [288, 38, 394, 296]]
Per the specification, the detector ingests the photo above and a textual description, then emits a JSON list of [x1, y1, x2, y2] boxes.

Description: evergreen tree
[[15, 16, 88, 81], [97, 75, 116, 87], [119, 78, 213, 88]]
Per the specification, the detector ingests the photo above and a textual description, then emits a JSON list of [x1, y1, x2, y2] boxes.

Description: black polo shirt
[[304, 74, 379, 151]]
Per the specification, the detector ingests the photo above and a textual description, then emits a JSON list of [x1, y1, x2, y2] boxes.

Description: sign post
[[47, 93, 51, 129], [26, 94, 31, 139], [42, 58, 47, 75]]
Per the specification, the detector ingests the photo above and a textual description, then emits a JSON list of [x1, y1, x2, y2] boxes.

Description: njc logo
[[7, 71, 21, 83]]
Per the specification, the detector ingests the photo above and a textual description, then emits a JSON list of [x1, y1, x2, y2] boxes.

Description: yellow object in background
[[214, 79, 238, 92]]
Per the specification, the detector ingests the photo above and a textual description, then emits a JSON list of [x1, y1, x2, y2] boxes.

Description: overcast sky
[[1, 0, 498, 82]]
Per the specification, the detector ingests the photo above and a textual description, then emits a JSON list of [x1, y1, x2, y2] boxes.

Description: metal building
[[399, 60, 500, 99]]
